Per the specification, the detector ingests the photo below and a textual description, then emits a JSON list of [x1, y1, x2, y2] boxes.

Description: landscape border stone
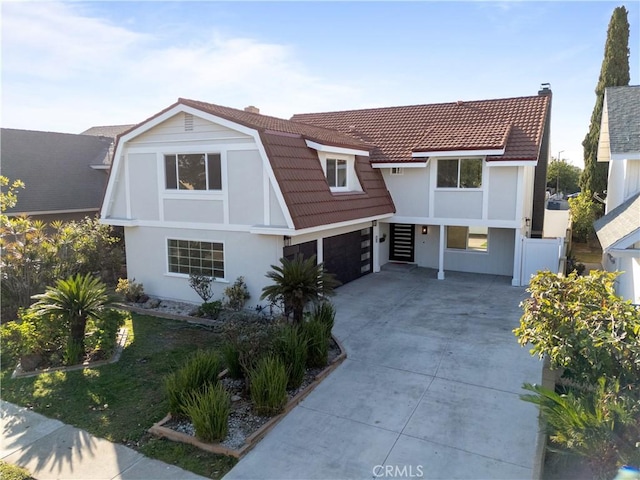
[[148, 335, 347, 458], [11, 327, 129, 379]]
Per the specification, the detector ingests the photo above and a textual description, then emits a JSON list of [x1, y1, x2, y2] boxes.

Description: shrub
[[311, 302, 335, 340], [568, 191, 601, 243], [250, 355, 288, 416], [115, 278, 145, 303], [198, 300, 223, 319], [189, 273, 214, 302], [303, 320, 329, 368], [224, 276, 251, 311], [275, 325, 308, 389], [85, 309, 128, 358], [514, 270, 640, 388], [164, 350, 224, 417], [222, 319, 279, 378], [182, 382, 230, 443], [221, 342, 243, 379], [521, 379, 640, 479]]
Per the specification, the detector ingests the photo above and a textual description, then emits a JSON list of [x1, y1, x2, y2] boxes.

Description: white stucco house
[[594, 85, 640, 304], [101, 87, 554, 305]]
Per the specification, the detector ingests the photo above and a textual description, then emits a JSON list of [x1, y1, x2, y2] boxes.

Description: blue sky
[[2, 1, 639, 167]]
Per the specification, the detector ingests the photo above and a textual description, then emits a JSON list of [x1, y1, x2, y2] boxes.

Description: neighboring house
[[1, 128, 113, 223], [594, 85, 640, 304], [101, 88, 553, 305]]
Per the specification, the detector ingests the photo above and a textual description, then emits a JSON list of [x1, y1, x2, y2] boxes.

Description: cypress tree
[[579, 5, 630, 197]]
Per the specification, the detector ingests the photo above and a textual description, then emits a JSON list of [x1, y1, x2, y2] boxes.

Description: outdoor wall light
[[421, 225, 428, 235], [283, 236, 291, 247], [525, 218, 531, 227]]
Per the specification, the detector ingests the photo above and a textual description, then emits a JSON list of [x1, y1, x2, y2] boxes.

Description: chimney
[[538, 83, 552, 95], [244, 105, 260, 114]]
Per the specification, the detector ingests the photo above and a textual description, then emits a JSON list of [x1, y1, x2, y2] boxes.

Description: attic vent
[[184, 113, 194, 131]]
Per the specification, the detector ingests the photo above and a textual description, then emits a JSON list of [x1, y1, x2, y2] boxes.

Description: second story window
[[165, 153, 222, 191], [437, 158, 483, 188], [326, 158, 347, 188]]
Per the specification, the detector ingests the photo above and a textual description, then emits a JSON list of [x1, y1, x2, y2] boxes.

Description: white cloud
[[1, 1, 361, 133]]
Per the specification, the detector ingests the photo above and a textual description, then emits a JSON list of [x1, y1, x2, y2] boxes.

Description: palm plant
[[31, 273, 112, 363], [260, 254, 339, 324]]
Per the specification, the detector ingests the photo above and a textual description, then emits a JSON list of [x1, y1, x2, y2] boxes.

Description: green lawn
[[571, 241, 603, 264], [0, 313, 237, 479]]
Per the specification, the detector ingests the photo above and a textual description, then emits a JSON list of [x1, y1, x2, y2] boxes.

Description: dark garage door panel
[[323, 229, 372, 285]]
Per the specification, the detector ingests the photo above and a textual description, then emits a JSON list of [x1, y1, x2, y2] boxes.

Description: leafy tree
[[31, 273, 112, 363], [0, 176, 25, 217], [514, 270, 640, 388], [546, 158, 581, 195], [568, 191, 601, 243], [261, 254, 340, 324], [580, 6, 630, 198]]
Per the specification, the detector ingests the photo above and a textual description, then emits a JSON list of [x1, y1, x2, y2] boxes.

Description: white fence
[[520, 237, 565, 286]]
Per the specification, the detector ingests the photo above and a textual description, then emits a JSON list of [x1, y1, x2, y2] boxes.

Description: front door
[[389, 223, 415, 262]]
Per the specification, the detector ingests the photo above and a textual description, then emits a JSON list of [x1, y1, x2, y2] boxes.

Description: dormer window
[[327, 158, 347, 188]]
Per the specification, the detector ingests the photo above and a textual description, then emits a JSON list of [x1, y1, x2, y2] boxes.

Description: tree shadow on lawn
[[1, 313, 232, 478]]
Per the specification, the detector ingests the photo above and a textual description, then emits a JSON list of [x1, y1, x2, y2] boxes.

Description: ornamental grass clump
[[303, 319, 329, 368], [182, 382, 231, 443], [275, 325, 308, 390], [312, 302, 335, 340], [221, 342, 243, 379], [165, 350, 223, 417], [250, 355, 288, 416]]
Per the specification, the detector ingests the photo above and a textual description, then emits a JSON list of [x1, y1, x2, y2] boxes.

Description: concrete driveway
[[224, 266, 543, 480]]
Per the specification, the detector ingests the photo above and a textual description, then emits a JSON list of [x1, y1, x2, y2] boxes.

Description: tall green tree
[[546, 157, 582, 194], [580, 6, 630, 197]]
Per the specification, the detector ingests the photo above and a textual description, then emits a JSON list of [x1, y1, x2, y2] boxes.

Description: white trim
[[90, 165, 110, 170], [100, 219, 255, 231], [126, 143, 255, 154], [486, 160, 537, 167], [385, 215, 519, 229], [372, 162, 428, 169], [438, 226, 445, 280], [221, 150, 230, 224], [607, 247, 640, 258], [512, 230, 523, 286], [603, 229, 640, 252], [305, 140, 369, 157], [263, 166, 270, 225], [514, 166, 525, 234], [429, 159, 436, 218], [124, 152, 131, 218], [609, 152, 640, 162], [481, 161, 489, 219], [412, 148, 505, 157], [249, 213, 394, 236]]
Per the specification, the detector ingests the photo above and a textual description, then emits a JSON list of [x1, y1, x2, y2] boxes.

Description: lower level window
[[167, 239, 224, 277], [446, 226, 488, 252]]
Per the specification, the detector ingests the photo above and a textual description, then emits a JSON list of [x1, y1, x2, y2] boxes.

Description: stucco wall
[[124, 226, 281, 305], [228, 150, 263, 225], [382, 168, 430, 217], [129, 153, 159, 220], [487, 167, 518, 220]]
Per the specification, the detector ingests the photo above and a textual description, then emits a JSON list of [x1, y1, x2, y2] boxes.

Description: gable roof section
[[291, 94, 550, 164], [598, 86, 640, 162], [1, 128, 111, 215], [107, 99, 394, 230], [81, 124, 135, 139], [594, 191, 640, 251]]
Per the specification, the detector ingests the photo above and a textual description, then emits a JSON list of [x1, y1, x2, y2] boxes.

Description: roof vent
[[538, 83, 552, 95], [184, 113, 194, 131], [244, 106, 260, 114], [456, 100, 464, 106]]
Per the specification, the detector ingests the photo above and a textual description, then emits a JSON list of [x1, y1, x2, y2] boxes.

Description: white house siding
[[602, 254, 640, 305], [228, 150, 263, 225], [624, 160, 640, 202], [381, 168, 430, 217], [109, 156, 128, 219], [607, 160, 628, 213], [269, 183, 287, 227], [487, 167, 518, 220], [128, 153, 160, 220], [131, 112, 254, 145], [163, 198, 225, 224], [411, 225, 514, 276], [124, 226, 281, 305], [434, 191, 483, 219]]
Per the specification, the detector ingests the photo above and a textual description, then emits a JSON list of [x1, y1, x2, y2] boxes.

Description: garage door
[[323, 228, 372, 285]]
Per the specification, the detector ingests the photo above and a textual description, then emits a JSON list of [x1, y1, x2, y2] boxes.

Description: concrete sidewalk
[[224, 267, 544, 480], [1, 400, 207, 480]]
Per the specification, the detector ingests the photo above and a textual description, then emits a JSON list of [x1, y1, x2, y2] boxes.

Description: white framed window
[[164, 153, 222, 191], [167, 239, 224, 278], [327, 158, 347, 188], [446, 226, 488, 252], [391, 167, 404, 175], [437, 158, 483, 188]]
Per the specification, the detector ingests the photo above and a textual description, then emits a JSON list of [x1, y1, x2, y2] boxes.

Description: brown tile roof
[[115, 99, 394, 230], [81, 124, 135, 139], [291, 94, 551, 163]]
